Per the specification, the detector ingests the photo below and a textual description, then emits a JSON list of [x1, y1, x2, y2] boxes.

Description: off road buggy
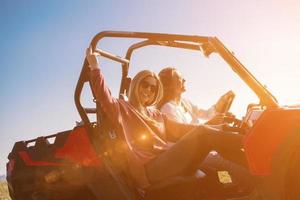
[[6, 31, 300, 200]]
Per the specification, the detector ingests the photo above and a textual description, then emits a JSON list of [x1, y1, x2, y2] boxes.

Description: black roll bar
[[75, 31, 210, 128], [94, 49, 129, 65], [119, 39, 203, 97], [74, 31, 278, 130]]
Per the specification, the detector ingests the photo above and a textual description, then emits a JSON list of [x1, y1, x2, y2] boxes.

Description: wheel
[[258, 126, 300, 200]]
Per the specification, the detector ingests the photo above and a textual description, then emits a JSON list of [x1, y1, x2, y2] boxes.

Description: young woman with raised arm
[[86, 47, 246, 189]]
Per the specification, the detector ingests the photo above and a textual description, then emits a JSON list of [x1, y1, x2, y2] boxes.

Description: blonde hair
[[128, 70, 163, 115]]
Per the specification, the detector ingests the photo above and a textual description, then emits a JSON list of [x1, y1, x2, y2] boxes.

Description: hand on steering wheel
[[205, 113, 226, 125], [205, 113, 243, 134]]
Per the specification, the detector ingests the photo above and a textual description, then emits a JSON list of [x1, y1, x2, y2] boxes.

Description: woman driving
[[86, 46, 246, 189]]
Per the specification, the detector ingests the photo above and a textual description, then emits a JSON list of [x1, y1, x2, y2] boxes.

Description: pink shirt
[[90, 69, 172, 188]]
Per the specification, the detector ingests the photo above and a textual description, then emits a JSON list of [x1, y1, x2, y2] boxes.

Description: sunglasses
[[140, 80, 158, 93]]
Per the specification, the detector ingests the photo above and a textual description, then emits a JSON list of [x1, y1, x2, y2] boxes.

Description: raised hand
[[86, 46, 99, 70]]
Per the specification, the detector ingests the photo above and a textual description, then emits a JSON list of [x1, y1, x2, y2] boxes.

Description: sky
[[0, 0, 300, 175]]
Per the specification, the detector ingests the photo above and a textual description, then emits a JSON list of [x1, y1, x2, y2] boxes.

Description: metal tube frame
[[74, 31, 278, 129]]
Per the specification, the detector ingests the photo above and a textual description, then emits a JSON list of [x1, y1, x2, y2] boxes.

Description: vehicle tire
[[258, 125, 300, 200]]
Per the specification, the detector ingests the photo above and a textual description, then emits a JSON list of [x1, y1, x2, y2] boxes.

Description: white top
[[160, 98, 217, 124]]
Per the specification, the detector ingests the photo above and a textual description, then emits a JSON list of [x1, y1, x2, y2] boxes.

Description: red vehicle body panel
[[55, 126, 101, 167], [244, 107, 300, 175], [17, 126, 101, 168], [18, 151, 65, 166]]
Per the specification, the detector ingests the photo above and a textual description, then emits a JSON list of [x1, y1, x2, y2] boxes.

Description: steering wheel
[[205, 91, 242, 130], [206, 91, 235, 124], [216, 90, 235, 114]]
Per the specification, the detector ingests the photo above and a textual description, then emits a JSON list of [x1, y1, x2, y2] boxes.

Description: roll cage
[[75, 31, 278, 130]]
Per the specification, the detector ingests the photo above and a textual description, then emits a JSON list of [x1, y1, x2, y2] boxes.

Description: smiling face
[[138, 76, 158, 106], [158, 68, 186, 100]]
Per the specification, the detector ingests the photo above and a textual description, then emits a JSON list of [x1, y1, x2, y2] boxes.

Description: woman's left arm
[[163, 115, 199, 142]]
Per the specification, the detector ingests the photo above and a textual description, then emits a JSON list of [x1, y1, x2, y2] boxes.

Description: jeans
[[145, 125, 248, 185], [201, 152, 255, 191]]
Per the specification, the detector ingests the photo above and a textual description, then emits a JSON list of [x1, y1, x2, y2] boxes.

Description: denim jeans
[[201, 151, 255, 191], [145, 126, 248, 185]]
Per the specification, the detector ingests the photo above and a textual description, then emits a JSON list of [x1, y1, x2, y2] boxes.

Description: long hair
[[157, 67, 178, 109], [128, 70, 163, 116]]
